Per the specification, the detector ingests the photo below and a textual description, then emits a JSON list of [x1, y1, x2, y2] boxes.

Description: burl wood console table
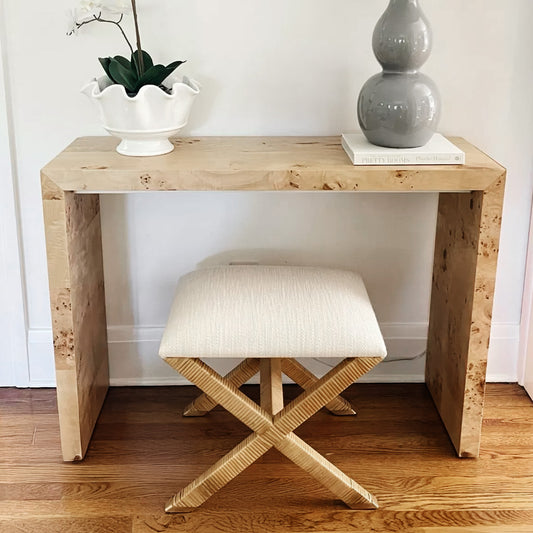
[[41, 136, 505, 462]]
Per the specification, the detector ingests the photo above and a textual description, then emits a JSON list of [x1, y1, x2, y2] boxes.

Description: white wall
[[0, 0, 29, 387], [2, 0, 532, 386]]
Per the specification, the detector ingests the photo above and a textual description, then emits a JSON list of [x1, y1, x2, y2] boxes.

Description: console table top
[[41, 136, 505, 194]]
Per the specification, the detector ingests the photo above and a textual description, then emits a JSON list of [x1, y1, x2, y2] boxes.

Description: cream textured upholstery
[[159, 265, 387, 359]]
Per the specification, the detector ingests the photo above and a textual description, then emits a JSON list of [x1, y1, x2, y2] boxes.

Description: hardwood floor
[[0, 383, 532, 532]]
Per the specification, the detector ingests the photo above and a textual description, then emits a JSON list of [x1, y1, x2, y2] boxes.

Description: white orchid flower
[[78, 0, 103, 14], [67, 0, 131, 36], [102, 0, 132, 14], [73, 0, 130, 20], [79, 0, 131, 15], [67, 5, 100, 35]]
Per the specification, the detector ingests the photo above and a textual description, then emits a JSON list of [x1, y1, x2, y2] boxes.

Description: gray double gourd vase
[[357, 0, 440, 148]]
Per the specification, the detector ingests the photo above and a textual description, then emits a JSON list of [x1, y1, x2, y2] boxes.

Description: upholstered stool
[[159, 265, 387, 512]]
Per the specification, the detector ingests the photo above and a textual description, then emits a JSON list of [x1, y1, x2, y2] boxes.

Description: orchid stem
[[70, 14, 134, 57], [130, 0, 145, 76]]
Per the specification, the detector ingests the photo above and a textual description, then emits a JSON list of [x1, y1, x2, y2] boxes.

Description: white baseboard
[[26, 322, 520, 388]]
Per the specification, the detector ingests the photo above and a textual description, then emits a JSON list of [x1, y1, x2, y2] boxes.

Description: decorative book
[[341, 133, 465, 166]]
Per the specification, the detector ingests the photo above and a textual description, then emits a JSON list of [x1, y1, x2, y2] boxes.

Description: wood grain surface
[[41, 136, 504, 193], [1, 384, 531, 532], [41, 179, 109, 461], [426, 175, 505, 457]]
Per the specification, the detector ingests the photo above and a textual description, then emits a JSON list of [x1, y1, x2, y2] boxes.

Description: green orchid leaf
[[98, 57, 113, 81], [131, 50, 154, 76], [165, 60, 186, 73], [108, 58, 138, 93], [135, 64, 169, 91], [102, 53, 187, 93], [113, 55, 134, 71], [134, 60, 187, 92]]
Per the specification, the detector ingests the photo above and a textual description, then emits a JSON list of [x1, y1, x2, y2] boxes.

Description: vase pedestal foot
[[115, 137, 175, 157]]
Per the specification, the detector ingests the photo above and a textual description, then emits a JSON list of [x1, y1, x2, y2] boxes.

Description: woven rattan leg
[[260, 359, 284, 415], [277, 433, 377, 509], [281, 358, 357, 416], [164, 356, 383, 512], [165, 432, 273, 512], [183, 358, 260, 416]]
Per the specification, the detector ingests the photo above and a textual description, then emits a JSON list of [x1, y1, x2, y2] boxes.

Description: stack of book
[[341, 133, 465, 166]]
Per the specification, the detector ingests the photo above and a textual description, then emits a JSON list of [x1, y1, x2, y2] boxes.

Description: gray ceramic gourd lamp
[[357, 0, 441, 148]]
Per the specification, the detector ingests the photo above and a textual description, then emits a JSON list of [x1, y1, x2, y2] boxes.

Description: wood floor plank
[[0, 384, 531, 532], [0, 517, 132, 533], [2, 453, 532, 484], [131, 510, 533, 533], [1, 473, 532, 505]]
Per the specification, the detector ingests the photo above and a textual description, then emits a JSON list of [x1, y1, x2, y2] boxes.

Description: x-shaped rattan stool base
[[182, 358, 357, 417], [164, 356, 383, 512]]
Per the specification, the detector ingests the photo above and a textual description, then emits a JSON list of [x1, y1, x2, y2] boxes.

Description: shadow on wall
[[100, 191, 439, 327], [196, 244, 426, 327]]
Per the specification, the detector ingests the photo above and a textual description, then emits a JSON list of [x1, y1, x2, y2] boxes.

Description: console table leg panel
[[426, 178, 505, 457], [42, 180, 109, 461]]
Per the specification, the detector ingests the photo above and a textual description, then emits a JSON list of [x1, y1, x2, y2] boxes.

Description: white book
[[341, 133, 465, 166]]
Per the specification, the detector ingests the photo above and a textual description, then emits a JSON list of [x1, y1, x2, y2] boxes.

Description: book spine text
[[356, 153, 464, 165]]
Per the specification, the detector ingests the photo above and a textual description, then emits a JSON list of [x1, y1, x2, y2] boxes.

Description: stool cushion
[[159, 266, 387, 359]]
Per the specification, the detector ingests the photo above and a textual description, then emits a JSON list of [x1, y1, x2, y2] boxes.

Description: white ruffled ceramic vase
[[82, 74, 200, 156]]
